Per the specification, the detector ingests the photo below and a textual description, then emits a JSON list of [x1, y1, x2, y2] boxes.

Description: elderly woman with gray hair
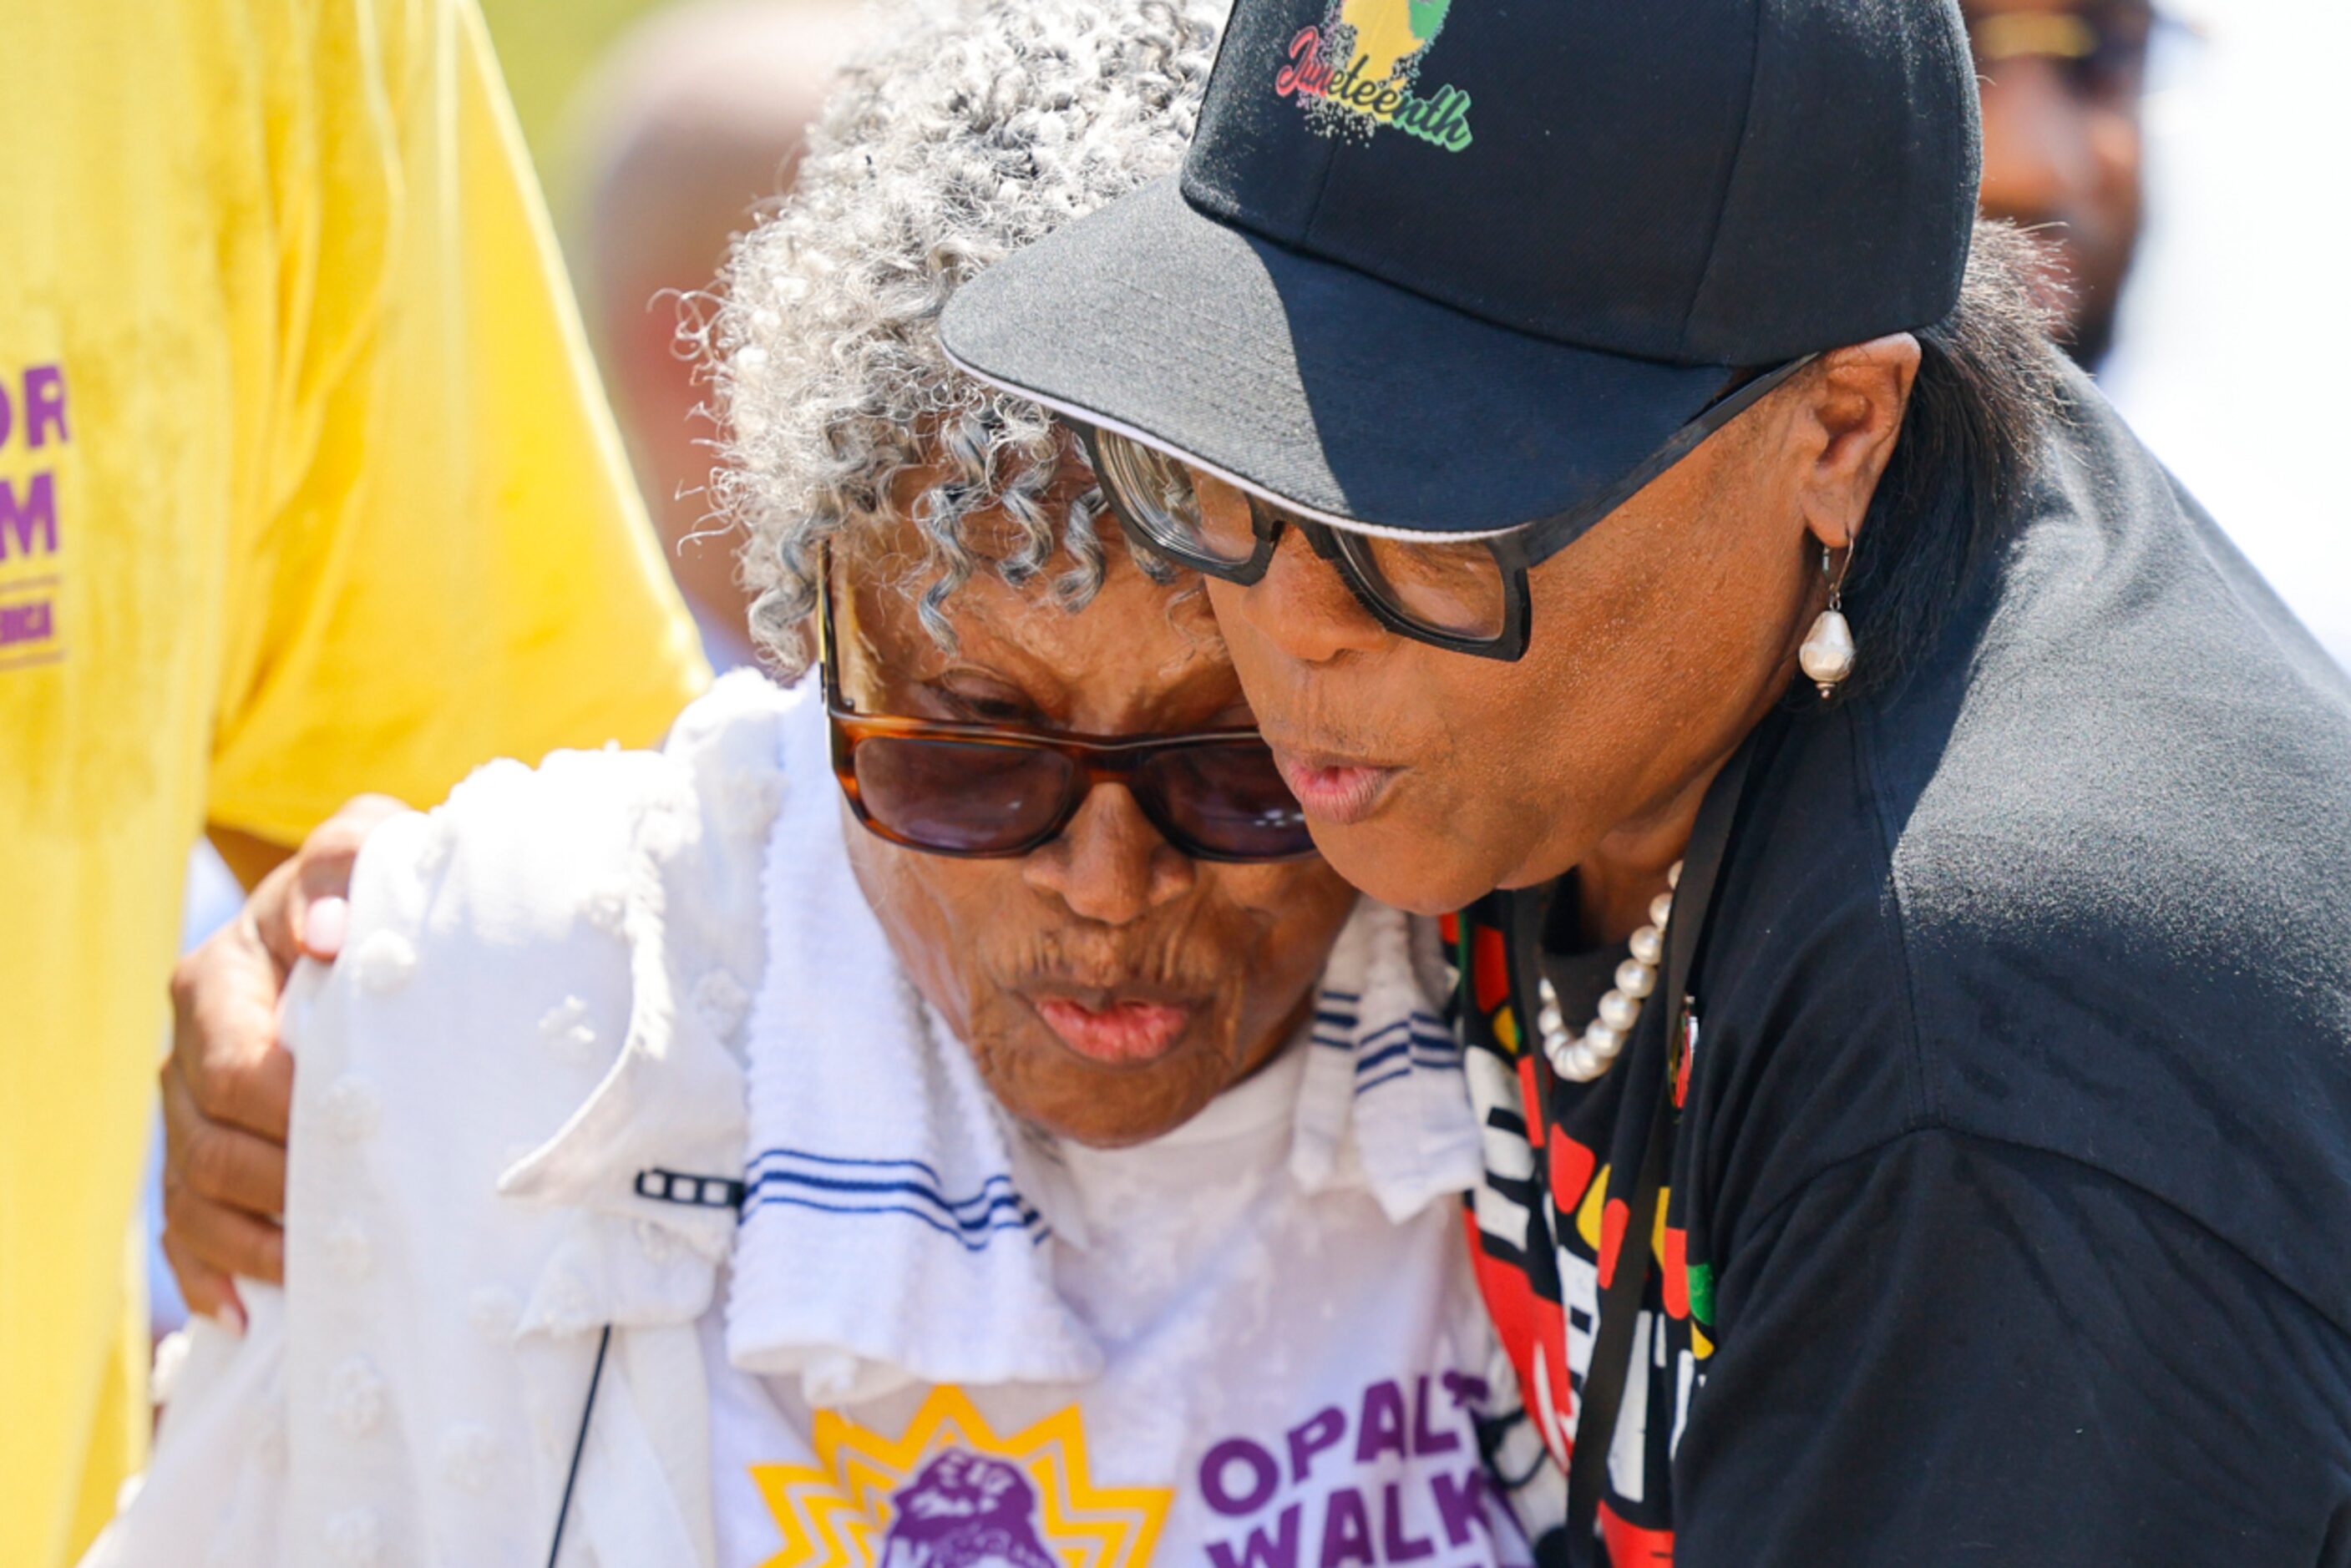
[[85, 1, 1548, 1565]]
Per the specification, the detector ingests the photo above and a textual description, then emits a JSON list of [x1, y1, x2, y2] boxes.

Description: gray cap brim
[[939, 176, 1735, 538]]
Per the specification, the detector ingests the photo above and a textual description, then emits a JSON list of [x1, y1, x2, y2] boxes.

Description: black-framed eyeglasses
[[1080, 354, 1815, 662], [813, 548, 1316, 862]]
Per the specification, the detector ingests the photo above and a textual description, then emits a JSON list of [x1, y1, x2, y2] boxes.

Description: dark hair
[[1831, 220, 2067, 702]]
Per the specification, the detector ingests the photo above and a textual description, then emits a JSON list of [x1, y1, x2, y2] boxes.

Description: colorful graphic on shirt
[[1272, 0, 1474, 151], [751, 1385, 1172, 1567], [0, 362, 68, 673], [1442, 903, 1716, 1561]]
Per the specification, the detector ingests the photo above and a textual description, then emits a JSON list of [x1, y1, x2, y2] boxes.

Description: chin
[[1307, 817, 1496, 918], [980, 1019, 1232, 1151]]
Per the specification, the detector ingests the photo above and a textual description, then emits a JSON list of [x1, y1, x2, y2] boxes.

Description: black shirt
[[1454, 371, 2351, 1566]]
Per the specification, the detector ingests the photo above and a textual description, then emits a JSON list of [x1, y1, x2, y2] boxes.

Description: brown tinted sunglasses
[[815, 551, 1315, 862]]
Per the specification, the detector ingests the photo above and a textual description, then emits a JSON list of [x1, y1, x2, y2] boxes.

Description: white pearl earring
[[1799, 544, 1856, 700]]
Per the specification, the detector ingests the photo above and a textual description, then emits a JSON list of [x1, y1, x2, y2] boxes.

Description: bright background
[[2100, 0, 2351, 665], [480, 0, 678, 175]]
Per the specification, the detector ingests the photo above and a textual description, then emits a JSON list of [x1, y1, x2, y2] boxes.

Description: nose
[[1977, 54, 2096, 229], [1227, 524, 1391, 666], [1021, 781, 1196, 924]]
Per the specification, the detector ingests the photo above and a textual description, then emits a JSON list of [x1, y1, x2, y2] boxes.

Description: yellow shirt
[[0, 3, 710, 1563]]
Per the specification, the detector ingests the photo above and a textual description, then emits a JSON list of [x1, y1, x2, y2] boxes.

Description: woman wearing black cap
[[940, 0, 2351, 1560]]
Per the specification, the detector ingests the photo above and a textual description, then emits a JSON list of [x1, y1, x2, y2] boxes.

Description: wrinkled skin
[[1204, 341, 1918, 945], [1964, 0, 2148, 368], [836, 463, 1358, 1149], [163, 453, 1359, 1323]]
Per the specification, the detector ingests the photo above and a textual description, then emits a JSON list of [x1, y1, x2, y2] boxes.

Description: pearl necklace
[[1538, 861, 1682, 1083]]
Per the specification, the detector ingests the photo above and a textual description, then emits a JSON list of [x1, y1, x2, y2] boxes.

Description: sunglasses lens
[[1336, 529, 1509, 644], [1140, 743, 1315, 860], [1092, 430, 1259, 567], [853, 737, 1076, 854]]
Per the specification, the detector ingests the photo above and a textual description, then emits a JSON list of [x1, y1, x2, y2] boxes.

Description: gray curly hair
[[704, 0, 1222, 674]]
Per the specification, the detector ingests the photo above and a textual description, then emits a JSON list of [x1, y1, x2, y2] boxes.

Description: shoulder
[[1871, 394, 2351, 987], [279, 668, 811, 1302], [294, 669, 809, 1130], [1701, 411, 2351, 1328], [343, 669, 803, 956], [246, 675, 810, 1561]]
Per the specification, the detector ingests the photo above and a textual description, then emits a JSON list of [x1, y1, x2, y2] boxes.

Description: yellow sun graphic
[[751, 1385, 1173, 1566]]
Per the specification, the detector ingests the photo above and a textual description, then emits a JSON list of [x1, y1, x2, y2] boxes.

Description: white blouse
[[83, 673, 1528, 1568]]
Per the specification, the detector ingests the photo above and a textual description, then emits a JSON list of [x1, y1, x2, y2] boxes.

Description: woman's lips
[[1271, 749, 1397, 827], [1032, 995, 1195, 1065]]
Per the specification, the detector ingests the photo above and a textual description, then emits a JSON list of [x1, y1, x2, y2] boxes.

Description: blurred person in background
[[0, 2, 707, 1563], [2095, 0, 2351, 668], [1963, 0, 2153, 371], [574, 0, 862, 669], [1963, 0, 2349, 672]]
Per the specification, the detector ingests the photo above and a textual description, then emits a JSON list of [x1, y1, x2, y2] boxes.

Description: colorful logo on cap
[[1273, 0, 1473, 151]]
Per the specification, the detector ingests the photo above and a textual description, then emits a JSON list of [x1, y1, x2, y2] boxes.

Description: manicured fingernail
[[305, 897, 349, 959]]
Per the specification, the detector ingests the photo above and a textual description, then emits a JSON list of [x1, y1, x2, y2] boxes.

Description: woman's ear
[[1793, 334, 1922, 552]]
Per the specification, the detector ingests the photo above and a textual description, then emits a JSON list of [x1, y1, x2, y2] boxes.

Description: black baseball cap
[[939, 0, 1982, 539]]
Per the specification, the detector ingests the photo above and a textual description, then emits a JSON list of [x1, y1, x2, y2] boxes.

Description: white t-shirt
[[707, 1043, 1530, 1568]]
